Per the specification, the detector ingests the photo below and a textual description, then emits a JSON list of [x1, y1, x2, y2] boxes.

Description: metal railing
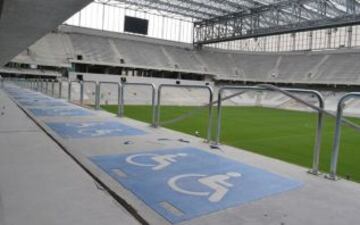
[[156, 84, 214, 142], [326, 92, 360, 180], [98, 81, 122, 115], [45, 79, 49, 95], [80, 80, 97, 108], [121, 82, 157, 126], [58, 79, 63, 98], [215, 85, 325, 175], [68, 80, 80, 102], [50, 79, 55, 97], [0, 76, 3, 89]]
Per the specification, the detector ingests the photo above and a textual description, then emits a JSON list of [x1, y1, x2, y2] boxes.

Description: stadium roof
[[97, 0, 360, 44], [99, 0, 360, 21]]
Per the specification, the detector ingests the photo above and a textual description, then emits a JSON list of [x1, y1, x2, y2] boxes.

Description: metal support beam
[[193, 0, 360, 45]]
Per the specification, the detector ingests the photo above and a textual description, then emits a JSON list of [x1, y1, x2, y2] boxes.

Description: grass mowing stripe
[[102, 105, 360, 182]]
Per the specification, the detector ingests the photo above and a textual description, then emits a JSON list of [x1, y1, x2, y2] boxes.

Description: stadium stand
[[11, 25, 360, 86], [6, 25, 360, 116]]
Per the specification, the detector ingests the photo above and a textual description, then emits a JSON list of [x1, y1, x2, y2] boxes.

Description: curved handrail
[[80, 80, 97, 107], [215, 85, 325, 175], [122, 82, 157, 126], [326, 92, 360, 180], [98, 81, 122, 115], [68, 80, 80, 102], [156, 84, 214, 142]]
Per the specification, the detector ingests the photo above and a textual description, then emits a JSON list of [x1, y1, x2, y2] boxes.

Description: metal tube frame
[[98, 81, 122, 114], [45, 79, 49, 95], [79, 80, 84, 105], [40, 79, 44, 93], [80, 81, 97, 109], [122, 82, 157, 126], [326, 92, 360, 180], [58, 80, 63, 99], [156, 84, 214, 142], [68, 80, 80, 102], [51, 80, 55, 96], [0, 76, 3, 89], [215, 85, 325, 175]]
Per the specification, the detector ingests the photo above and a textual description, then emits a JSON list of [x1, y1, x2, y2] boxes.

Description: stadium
[[1, 0, 360, 225]]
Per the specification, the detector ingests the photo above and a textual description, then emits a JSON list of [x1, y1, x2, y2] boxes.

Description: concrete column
[[347, 26, 353, 48]]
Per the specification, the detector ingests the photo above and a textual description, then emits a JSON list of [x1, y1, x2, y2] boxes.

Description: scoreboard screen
[[124, 16, 149, 35]]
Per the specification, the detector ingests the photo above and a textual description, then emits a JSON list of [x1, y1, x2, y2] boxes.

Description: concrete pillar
[[347, 26, 353, 48]]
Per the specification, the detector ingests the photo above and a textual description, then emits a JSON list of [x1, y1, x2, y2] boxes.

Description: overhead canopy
[[104, 0, 360, 20], [104, 0, 360, 44]]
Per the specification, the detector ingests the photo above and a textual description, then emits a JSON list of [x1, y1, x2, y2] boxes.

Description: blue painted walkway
[[4, 85, 302, 224]]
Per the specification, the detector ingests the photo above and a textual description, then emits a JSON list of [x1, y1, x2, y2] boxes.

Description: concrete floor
[[0, 89, 140, 225], [2, 83, 360, 225]]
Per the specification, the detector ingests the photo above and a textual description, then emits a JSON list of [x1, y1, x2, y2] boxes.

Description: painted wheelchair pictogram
[[77, 128, 125, 137], [126, 153, 188, 170], [65, 122, 125, 137], [168, 172, 242, 202], [50, 108, 84, 116]]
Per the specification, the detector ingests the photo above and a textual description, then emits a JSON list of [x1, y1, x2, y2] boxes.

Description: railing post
[[51, 80, 55, 96], [327, 103, 344, 180], [0, 76, 3, 89], [206, 86, 214, 143], [58, 80, 62, 98], [35, 79, 39, 91], [117, 82, 123, 117], [326, 93, 360, 180], [80, 80, 84, 105], [45, 79, 49, 95], [68, 81, 72, 102], [155, 86, 162, 128], [215, 88, 224, 146], [308, 98, 324, 175], [40, 79, 44, 93], [95, 82, 100, 110], [151, 84, 157, 127]]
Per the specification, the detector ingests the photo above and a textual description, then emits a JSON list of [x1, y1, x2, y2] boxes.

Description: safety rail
[[121, 82, 157, 126], [326, 92, 360, 180], [58, 79, 63, 98], [68, 80, 80, 103], [40, 79, 44, 93], [78, 80, 97, 108], [50, 79, 55, 97], [215, 85, 325, 175], [98, 81, 122, 115], [156, 84, 214, 142], [45, 79, 50, 95], [0, 76, 4, 89], [8, 78, 360, 181]]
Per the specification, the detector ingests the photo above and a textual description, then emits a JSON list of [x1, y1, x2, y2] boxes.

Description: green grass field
[[102, 105, 360, 182]]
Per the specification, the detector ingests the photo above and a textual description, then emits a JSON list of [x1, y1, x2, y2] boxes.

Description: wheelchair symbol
[[77, 128, 124, 137], [66, 122, 104, 128], [64, 122, 123, 137], [168, 172, 241, 203], [52, 109, 76, 116], [126, 153, 188, 170]]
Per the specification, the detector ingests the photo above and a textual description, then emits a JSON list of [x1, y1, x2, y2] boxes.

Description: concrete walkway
[[0, 89, 140, 225], [2, 83, 360, 225]]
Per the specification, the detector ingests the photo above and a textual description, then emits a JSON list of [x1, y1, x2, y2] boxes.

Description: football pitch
[[102, 105, 360, 182]]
